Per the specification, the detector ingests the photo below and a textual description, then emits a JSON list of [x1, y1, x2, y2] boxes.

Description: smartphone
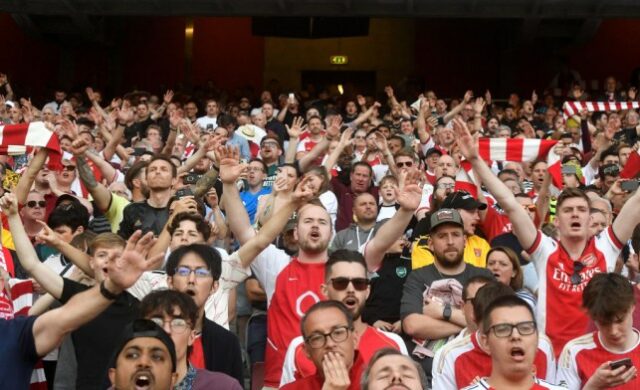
[[175, 187, 193, 198], [288, 93, 295, 101], [609, 358, 633, 370], [132, 147, 147, 156], [183, 173, 202, 185], [562, 165, 577, 175], [621, 180, 640, 192]]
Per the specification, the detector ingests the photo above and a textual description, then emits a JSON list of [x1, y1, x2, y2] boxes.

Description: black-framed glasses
[[174, 266, 212, 278], [396, 161, 414, 168], [571, 261, 585, 285], [149, 317, 190, 334], [488, 321, 537, 338], [305, 325, 353, 349], [26, 200, 46, 208], [330, 277, 369, 291]]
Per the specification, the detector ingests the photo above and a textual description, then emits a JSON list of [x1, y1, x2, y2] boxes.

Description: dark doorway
[[301, 70, 376, 98]]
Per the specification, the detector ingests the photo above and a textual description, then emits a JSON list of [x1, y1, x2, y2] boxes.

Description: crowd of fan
[[1, 70, 640, 390]]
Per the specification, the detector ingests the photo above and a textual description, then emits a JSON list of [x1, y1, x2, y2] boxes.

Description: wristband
[[211, 163, 220, 171], [442, 303, 452, 321], [100, 280, 121, 300]]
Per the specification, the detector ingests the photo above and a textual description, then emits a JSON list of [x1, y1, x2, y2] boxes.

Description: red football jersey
[[526, 227, 622, 356], [557, 330, 640, 389], [263, 259, 326, 387]]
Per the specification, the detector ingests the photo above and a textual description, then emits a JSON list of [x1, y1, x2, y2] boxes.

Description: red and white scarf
[[562, 101, 640, 119], [0, 122, 63, 170]]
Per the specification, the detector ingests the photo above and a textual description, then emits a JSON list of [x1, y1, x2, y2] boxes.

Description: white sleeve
[[431, 346, 458, 390], [296, 139, 307, 152], [319, 191, 338, 229], [420, 137, 436, 154], [596, 226, 624, 271], [526, 232, 556, 277], [538, 334, 557, 382], [219, 250, 251, 291], [126, 271, 168, 301], [555, 344, 582, 390], [380, 331, 409, 355], [279, 336, 304, 387]]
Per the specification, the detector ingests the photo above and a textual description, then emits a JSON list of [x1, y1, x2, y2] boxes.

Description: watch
[[99, 281, 120, 300], [442, 303, 452, 321]]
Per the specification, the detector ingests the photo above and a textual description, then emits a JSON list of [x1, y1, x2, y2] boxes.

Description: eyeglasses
[[174, 266, 212, 278], [464, 296, 475, 304], [396, 161, 414, 168], [488, 321, 537, 338], [330, 277, 369, 291], [261, 142, 279, 148], [305, 325, 353, 349], [437, 183, 455, 190], [571, 261, 584, 285], [26, 200, 46, 208], [149, 317, 190, 334], [247, 167, 265, 172], [60, 165, 76, 172]]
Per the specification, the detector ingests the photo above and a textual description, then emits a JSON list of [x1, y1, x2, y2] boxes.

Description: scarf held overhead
[[0, 122, 62, 170]]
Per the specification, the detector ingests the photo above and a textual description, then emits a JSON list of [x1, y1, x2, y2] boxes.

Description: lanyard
[[356, 225, 374, 249]]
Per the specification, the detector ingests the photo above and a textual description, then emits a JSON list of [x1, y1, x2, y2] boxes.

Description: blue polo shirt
[[0, 316, 39, 389], [239, 187, 271, 224]]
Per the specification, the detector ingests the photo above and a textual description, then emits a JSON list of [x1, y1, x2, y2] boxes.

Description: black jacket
[[202, 318, 244, 385]]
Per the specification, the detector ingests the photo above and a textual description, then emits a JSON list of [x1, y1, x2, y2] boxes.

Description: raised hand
[[163, 90, 174, 104], [116, 106, 134, 124], [292, 175, 318, 204], [110, 98, 122, 110], [463, 90, 473, 103], [170, 196, 199, 216], [356, 94, 366, 107], [272, 175, 289, 194], [373, 131, 388, 152], [338, 127, 354, 147], [217, 145, 247, 184], [106, 230, 159, 292], [384, 85, 394, 98], [85, 87, 98, 103], [59, 118, 79, 139], [35, 220, 61, 248], [326, 116, 342, 140], [426, 115, 438, 129], [484, 90, 492, 106], [0, 192, 19, 216], [169, 109, 182, 129], [453, 118, 478, 161], [472, 97, 485, 115], [396, 170, 423, 212], [286, 116, 305, 139]]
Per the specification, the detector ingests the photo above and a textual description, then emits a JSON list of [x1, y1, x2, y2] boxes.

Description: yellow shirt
[[411, 234, 491, 270], [105, 194, 130, 233]]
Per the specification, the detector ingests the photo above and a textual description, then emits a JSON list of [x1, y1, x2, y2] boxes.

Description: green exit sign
[[330, 55, 349, 65]]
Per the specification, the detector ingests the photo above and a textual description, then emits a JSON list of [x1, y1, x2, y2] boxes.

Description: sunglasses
[[396, 161, 414, 168], [26, 200, 46, 208], [570, 261, 585, 285], [522, 204, 537, 212], [330, 277, 369, 291], [60, 165, 76, 172]]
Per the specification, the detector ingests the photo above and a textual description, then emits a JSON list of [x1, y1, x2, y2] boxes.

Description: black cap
[[442, 191, 487, 211], [425, 147, 443, 158], [110, 319, 177, 372]]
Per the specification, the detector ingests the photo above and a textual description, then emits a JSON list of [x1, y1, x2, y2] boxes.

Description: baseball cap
[[430, 208, 464, 232], [110, 319, 177, 371], [425, 147, 443, 158], [441, 191, 487, 211]]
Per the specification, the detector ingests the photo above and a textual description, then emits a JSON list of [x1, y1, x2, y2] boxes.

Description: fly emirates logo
[[552, 265, 602, 292]]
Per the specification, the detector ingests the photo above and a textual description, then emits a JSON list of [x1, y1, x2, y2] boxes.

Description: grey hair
[[360, 348, 428, 390]]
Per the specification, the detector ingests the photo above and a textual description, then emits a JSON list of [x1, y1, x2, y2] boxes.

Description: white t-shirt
[[249, 244, 291, 306], [195, 115, 217, 130]]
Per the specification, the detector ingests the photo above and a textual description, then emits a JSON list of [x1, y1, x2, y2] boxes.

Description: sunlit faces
[[516, 196, 536, 222], [349, 165, 372, 194], [353, 130, 367, 151], [90, 245, 125, 283], [589, 211, 608, 237], [554, 196, 590, 240], [438, 127, 456, 147], [108, 337, 177, 390], [429, 224, 465, 269], [436, 155, 458, 178], [247, 161, 266, 188], [353, 193, 378, 224], [387, 138, 403, 155], [322, 261, 370, 320], [434, 176, 455, 201], [302, 307, 357, 372], [205, 100, 218, 117], [294, 204, 332, 255], [594, 306, 636, 351], [458, 208, 480, 236], [308, 117, 324, 135], [479, 306, 538, 379], [400, 120, 413, 135], [170, 220, 205, 251], [167, 252, 217, 310], [21, 192, 46, 221], [486, 251, 516, 286], [276, 165, 299, 192], [395, 155, 416, 174], [56, 159, 76, 186], [365, 353, 423, 390], [618, 146, 632, 167], [379, 180, 398, 204], [146, 159, 176, 191], [531, 161, 547, 188]]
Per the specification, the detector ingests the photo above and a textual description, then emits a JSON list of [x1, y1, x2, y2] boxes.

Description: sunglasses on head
[[26, 200, 46, 208], [396, 161, 414, 168], [330, 277, 369, 291]]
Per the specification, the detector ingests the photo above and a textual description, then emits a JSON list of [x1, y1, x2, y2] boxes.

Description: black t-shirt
[[362, 253, 412, 325], [118, 201, 169, 239], [59, 278, 139, 389], [0, 316, 38, 389]]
